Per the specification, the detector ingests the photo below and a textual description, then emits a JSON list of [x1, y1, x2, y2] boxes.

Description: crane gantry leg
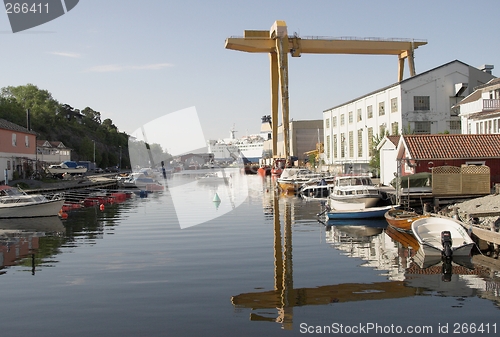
[[225, 21, 427, 158]]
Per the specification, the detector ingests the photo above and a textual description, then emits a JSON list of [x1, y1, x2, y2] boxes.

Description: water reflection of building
[[0, 217, 65, 275], [327, 223, 500, 304], [234, 181, 500, 330], [231, 187, 417, 330]]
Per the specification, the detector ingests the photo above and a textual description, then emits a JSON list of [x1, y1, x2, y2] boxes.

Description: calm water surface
[[0, 174, 499, 336]]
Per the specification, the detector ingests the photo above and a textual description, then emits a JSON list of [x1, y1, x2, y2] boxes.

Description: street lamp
[[118, 146, 122, 170], [92, 140, 96, 169]]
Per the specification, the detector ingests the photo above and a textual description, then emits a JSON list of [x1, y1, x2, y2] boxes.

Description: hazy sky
[[2, 0, 498, 142]]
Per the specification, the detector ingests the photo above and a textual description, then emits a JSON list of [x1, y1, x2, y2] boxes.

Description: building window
[[340, 133, 345, 158], [391, 98, 398, 113], [414, 96, 430, 110], [414, 121, 431, 134], [326, 135, 330, 159], [332, 116, 337, 127], [348, 131, 354, 158], [340, 114, 345, 126], [357, 129, 363, 157], [494, 119, 498, 134], [368, 127, 373, 156], [449, 120, 461, 130], [325, 118, 330, 128], [348, 111, 353, 124], [391, 122, 399, 135], [25, 135, 29, 147], [333, 135, 338, 159], [367, 105, 373, 119], [379, 102, 385, 116], [379, 125, 386, 137], [357, 109, 362, 122], [12, 133, 17, 146]]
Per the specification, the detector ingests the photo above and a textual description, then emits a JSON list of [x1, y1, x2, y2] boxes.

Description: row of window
[[326, 126, 382, 160], [325, 96, 431, 128], [472, 118, 500, 134], [325, 119, 462, 160], [10, 133, 31, 147]]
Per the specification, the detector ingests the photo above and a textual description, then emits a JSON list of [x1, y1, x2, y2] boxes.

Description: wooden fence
[[432, 165, 490, 195]]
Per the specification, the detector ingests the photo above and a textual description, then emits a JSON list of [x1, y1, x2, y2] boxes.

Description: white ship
[[207, 116, 272, 163]]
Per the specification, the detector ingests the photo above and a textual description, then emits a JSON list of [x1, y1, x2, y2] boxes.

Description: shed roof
[[0, 118, 37, 135], [401, 134, 500, 160]]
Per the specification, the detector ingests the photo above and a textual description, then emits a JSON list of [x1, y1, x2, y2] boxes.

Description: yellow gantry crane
[[225, 20, 427, 159]]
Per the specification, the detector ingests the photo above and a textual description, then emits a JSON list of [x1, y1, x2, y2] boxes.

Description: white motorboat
[[299, 176, 336, 200], [196, 172, 228, 184], [118, 172, 164, 191], [328, 175, 382, 207], [0, 185, 65, 218], [411, 216, 475, 258], [277, 168, 325, 194], [47, 161, 87, 175]]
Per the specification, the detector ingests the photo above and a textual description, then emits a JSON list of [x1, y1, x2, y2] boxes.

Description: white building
[[323, 60, 495, 173], [455, 75, 500, 134]]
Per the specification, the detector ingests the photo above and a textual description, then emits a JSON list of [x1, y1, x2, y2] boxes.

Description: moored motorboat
[[325, 203, 396, 220], [118, 172, 164, 192], [328, 175, 382, 207], [0, 185, 64, 218], [196, 172, 228, 184], [299, 176, 336, 200], [276, 168, 323, 194], [384, 208, 428, 232], [411, 216, 475, 258]]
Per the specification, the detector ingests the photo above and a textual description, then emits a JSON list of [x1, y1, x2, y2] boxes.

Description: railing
[[227, 35, 428, 44], [483, 99, 500, 110]]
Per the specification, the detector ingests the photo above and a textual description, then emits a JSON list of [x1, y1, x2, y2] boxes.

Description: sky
[[1, 0, 499, 145]]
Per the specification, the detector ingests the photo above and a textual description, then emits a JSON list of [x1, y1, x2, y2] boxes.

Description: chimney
[[479, 64, 494, 75], [26, 109, 31, 131]]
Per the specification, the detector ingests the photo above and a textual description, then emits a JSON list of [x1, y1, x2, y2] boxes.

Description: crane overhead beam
[[225, 36, 427, 56], [225, 21, 427, 158]]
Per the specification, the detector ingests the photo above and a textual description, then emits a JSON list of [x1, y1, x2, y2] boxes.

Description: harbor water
[[0, 174, 499, 336]]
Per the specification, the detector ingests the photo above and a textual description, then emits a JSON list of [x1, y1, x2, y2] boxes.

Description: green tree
[[1, 84, 62, 133], [369, 133, 384, 175]]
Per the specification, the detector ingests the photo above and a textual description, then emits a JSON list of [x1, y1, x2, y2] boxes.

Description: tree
[[0, 96, 25, 126], [1, 84, 61, 133], [102, 118, 117, 132], [82, 107, 101, 125], [369, 133, 384, 176]]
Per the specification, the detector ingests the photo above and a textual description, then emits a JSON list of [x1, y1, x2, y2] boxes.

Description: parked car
[[94, 167, 104, 173], [105, 166, 119, 172]]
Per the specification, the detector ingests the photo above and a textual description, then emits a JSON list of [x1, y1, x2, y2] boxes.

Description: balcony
[[483, 99, 500, 110]]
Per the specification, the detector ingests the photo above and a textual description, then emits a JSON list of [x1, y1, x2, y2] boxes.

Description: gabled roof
[[37, 140, 67, 148], [376, 135, 400, 150], [455, 90, 482, 106], [401, 134, 500, 160], [0, 118, 36, 135], [386, 135, 400, 146], [323, 60, 475, 112]]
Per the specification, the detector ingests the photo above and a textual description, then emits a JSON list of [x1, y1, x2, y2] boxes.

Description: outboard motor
[[441, 258, 452, 282], [441, 231, 453, 259]]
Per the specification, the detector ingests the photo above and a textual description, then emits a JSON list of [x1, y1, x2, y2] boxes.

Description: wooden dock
[[24, 176, 119, 195]]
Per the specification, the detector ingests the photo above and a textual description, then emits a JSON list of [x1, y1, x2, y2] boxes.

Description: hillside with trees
[[0, 83, 169, 170]]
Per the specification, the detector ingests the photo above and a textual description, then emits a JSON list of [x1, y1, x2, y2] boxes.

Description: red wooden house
[[396, 134, 500, 186]]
